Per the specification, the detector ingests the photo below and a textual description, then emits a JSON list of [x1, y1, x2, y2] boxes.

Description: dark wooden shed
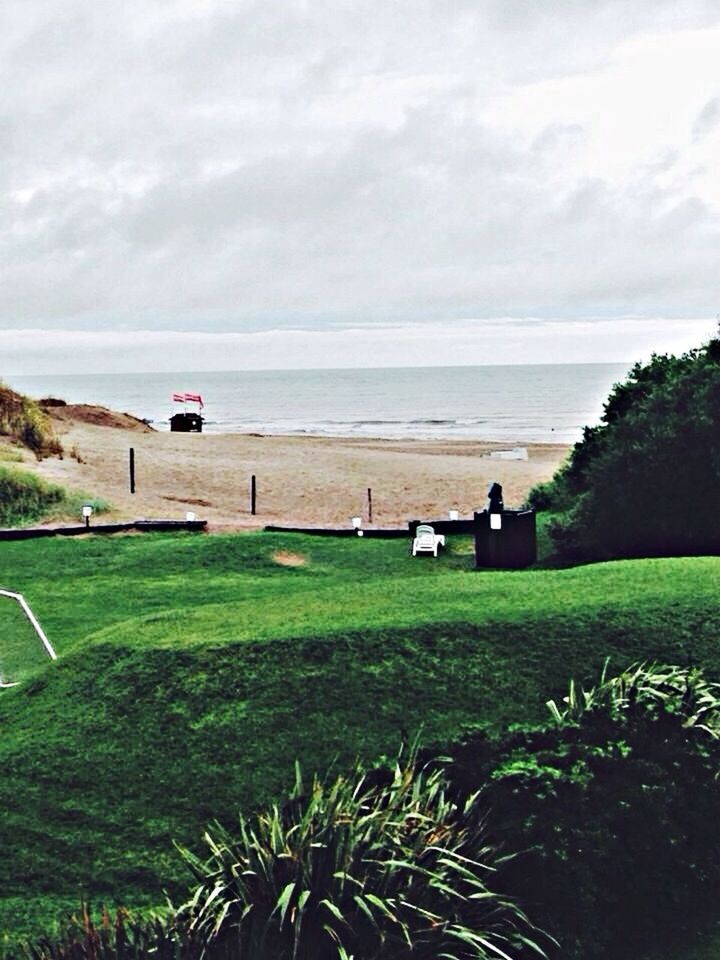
[[170, 411, 204, 433], [474, 509, 537, 569]]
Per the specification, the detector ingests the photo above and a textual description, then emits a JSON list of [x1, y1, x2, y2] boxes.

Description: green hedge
[[530, 339, 720, 560], [440, 663, 720, 960]]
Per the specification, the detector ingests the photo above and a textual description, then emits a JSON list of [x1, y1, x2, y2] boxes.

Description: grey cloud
[[693, 95, 720, 140], [1, 0, 720, 333], [532, 124, 585, 155]]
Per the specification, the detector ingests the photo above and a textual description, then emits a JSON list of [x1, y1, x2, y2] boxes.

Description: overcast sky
[[2, 0, 719, 373]]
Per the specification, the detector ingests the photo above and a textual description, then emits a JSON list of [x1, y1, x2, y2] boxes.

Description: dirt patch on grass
[[272, 550, 308, 567]]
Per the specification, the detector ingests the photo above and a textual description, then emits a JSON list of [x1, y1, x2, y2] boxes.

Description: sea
[[7, 364, 629, 444]]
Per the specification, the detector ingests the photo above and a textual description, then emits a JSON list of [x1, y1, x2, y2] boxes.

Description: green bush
[[176, 751, 548, 960], [0, 466, 108, 526], [1, 904, 189, 960], [0, 385, 62, 458], [441, 663, 720, 960], [528, 338, 720, 560], [0, 467, 67, 526]]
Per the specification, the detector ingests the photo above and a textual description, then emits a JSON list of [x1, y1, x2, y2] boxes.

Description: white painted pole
[[0, 589, 57, 660]]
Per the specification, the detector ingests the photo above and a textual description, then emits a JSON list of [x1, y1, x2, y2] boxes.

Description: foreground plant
[[444, 661, 720, 960], [2, 904, 185, 960], [546, 659, 720, 736], [176, 751, 547, 960]]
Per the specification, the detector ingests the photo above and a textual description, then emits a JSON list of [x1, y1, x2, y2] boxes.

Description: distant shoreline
[[8, 363, 624, 447], [44, 401, 572, 447]]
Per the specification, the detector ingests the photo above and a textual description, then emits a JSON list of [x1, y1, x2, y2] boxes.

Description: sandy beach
[[19, 407, 569, 530]]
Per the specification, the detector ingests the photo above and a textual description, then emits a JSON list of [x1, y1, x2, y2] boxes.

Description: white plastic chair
[[412, 524, 446, 557]]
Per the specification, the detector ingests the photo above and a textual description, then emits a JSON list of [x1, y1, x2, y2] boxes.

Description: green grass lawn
[[0, 530, 719, 944], [0, 599, 51, 685]]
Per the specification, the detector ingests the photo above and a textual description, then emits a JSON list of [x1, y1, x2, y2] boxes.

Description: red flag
[[184, 392, 204, 409], [172, 393, 186, 403]]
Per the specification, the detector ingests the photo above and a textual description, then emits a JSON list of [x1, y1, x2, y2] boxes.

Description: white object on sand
[[487, 447, 528, 461]]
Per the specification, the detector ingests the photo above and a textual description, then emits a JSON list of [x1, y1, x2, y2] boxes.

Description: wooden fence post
[[251, 474, 257, 515], [129, 448, 135, 494], [367, 487, 373, 524]]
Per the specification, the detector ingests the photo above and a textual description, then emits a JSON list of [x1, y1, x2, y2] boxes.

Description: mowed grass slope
[[0, 531, 719, 938], [0, 600, 52, 684]]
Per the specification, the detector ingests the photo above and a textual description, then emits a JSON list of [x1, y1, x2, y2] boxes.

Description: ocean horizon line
[[7, 363, 628, 445], [6, 359, 632, 380]]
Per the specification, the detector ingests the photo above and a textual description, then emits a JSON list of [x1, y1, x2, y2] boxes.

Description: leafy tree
[[529, 338, 720, 560]]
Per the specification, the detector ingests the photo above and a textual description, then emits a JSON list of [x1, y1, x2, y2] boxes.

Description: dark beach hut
[[170, 411, 204, 432]]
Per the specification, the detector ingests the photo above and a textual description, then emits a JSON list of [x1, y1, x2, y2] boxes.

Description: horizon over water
[[8, 363, 630, 444]]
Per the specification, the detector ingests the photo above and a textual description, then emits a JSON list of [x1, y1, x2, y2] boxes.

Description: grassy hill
[[0, 530, 719, 943]]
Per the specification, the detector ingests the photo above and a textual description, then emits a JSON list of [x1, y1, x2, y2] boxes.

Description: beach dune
[[27, 408, 569, 530]]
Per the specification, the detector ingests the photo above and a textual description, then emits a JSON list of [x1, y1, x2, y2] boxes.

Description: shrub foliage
[[0, 385, 62, 458], [529, 338, 720, 560], [1, 906, 186, 960], [443, 662, 720, 960], [176, 753, 546, 960], [0, 466, 108, 527], [0, 467, 67, 526]]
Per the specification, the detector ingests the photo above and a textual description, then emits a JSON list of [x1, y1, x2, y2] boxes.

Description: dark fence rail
[[264, 525, 408, 539], [0, 519, 207, 542], [266, 519, 481, 538]]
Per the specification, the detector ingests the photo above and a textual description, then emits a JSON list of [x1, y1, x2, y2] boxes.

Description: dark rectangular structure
[[474, 509, 537, 569], [0, 519, 207, 542], [170, 412, 204, 433]]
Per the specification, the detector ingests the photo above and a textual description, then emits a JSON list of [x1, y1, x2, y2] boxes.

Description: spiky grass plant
[[176, 752, 547, 960], [4, 904, 186, 960], [546, 660, 720, 737]]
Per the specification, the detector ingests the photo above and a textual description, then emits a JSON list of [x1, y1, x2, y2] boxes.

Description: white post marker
[[0, 589, 57, 661]]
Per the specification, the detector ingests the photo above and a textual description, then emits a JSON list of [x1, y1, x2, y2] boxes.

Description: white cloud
[[1, 316, 715, 375], [1, 0, 719, 369]]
